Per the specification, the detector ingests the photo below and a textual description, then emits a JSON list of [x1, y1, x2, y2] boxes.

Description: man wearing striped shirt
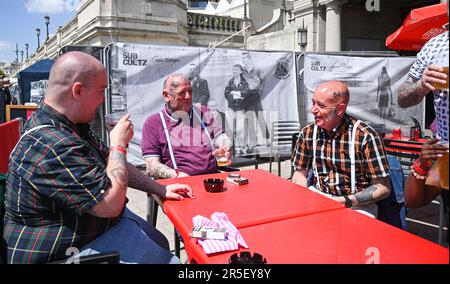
[[3, 51, 193, 263], [291, 81, 391, 218]]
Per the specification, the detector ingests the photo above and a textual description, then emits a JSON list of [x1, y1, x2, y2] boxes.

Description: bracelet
[[413, 160, 429, 176], [410, 165, 427, 180], [110, 145, 127, 154]]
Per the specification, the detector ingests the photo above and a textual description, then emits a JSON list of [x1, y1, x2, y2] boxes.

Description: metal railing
[[187, 12, 243, 33]]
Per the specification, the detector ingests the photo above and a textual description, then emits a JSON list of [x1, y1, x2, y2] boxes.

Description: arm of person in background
[[404, 138, 448, 208], [397, 64, 447, 108], [145, 156, 189, 179], [127, 162, 193, 199]]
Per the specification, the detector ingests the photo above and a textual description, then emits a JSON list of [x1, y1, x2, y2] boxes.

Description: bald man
[[142, 74, 231, 179], [291, 81, 391, 218], [4, 51, 192, 264]]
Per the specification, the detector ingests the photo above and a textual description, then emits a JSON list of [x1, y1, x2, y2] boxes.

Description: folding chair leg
[[174, 229, 181, 257], [269, 157, 273, 173], [277, 160, 281, 177], [438, 195, 445, 245], [152, 199, 158, 227]]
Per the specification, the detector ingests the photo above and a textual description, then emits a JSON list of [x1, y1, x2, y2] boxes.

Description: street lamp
[[297, 20, 307, 50], [44, 15, 50, 40], [25, 43, 29, 59], [20, 51, 24, 62], [36, 28, 41, 49]]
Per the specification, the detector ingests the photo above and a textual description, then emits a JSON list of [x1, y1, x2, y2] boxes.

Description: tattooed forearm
[[110, 168, 128, 190], [354, 185, 377, 204], [152, 163, 177, 179], [397, 80, 427, 108]]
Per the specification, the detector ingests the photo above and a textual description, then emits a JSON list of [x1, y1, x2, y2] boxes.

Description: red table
[[157, 169, 344, 243], [185, 209, 449, 264], [383, 135, 426, 156]]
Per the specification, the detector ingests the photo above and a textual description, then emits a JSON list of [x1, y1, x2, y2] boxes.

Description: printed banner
[[108, 43, 298, 165], [303, 54, 422, 134]]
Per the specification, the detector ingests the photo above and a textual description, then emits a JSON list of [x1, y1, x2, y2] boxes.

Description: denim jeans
[[77, 208, 180, 264]]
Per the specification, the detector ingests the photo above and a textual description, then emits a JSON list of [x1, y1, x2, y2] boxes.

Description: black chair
[[268, 120, 300, 176]]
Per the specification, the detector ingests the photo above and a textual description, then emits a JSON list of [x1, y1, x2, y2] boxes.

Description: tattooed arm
[[88, 148, 129, 218], [89, 114, 133, 218], [144, 156, 189, 179], [397, 77, 429, 108], [335, 176, 391, 207], [398, 63, 447, 108], [127, 162, 193, 200]]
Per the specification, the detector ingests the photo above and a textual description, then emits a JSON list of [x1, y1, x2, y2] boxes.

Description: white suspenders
[[312, 120, 362, 194], [159, 107, 214, 170]]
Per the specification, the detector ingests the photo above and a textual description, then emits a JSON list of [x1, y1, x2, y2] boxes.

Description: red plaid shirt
[[291, 115, 390, 196]]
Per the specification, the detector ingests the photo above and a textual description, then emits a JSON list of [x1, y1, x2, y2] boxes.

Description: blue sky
[[0, 0, 79, 63]]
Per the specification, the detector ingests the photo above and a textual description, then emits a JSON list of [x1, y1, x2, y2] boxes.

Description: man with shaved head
[[142, 74, 231, 179], [3, 51, 192, 263], [291, 81, 391, 218]]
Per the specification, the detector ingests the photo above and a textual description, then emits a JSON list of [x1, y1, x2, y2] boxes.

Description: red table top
[[185, 208, 449, 264], [383, 135, 426, 155], [157, 169, 344, 242]]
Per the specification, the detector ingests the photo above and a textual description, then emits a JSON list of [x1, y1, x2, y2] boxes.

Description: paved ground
[[126, 160, 448, 263]]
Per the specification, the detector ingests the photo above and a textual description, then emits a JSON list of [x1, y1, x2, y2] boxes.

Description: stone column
[[325, 0, 342, 51]]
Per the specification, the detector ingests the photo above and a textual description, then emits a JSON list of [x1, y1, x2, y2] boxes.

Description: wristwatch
[[343, 195, 352, 208]]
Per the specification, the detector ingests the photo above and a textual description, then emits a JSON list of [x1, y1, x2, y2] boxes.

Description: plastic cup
[[105, 112, 126, 131], [432, 52, 449, 90], [214, 135, 231, 166], [393, 128, 402, 140]]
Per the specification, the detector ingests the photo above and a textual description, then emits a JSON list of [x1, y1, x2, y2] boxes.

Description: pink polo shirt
[[141, 105, 224, 175]]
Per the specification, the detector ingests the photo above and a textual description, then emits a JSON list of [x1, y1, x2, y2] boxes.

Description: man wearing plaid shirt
[[3, 51, 193, 264], [291, 81, 391, 218]]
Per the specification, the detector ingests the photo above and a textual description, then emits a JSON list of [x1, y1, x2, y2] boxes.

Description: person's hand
[[417, 138, 449, 169], [164, 183, 194, 200], [176, 171, 190, 178], [420, 64, 448, 92], [213, 145, 231, 159], [110, 114, 133, 147]]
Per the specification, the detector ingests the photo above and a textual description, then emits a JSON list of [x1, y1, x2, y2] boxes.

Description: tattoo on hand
[[355, 185, 376, 204]]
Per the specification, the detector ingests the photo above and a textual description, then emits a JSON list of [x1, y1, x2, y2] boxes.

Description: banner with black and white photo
[[303, 54, 421, 134], [107, 43, 298, 165]]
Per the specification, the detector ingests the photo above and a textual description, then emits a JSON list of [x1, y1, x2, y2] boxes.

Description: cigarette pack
[[191, 226, 227, 240], [226, 176, 249, 185]]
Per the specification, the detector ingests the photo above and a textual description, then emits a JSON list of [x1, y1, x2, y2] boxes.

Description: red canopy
[[386, 3, 449, 51]]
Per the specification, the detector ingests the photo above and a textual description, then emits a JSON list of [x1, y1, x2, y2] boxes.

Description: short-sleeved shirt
[[3, 104, 118, 263], [141, 105, 223, 176], [409, 31, 449, 142], [291, 115, 390, 196]]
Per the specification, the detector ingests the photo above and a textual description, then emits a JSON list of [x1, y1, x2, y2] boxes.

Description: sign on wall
[[303, 53, 421, 133], [107, 43, 299, 165]]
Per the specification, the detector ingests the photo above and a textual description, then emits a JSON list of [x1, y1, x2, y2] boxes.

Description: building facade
[[17, 0, 447, 72]]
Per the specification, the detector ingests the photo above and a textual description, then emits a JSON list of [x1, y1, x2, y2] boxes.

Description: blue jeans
[[77, 208, 180, 264]]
